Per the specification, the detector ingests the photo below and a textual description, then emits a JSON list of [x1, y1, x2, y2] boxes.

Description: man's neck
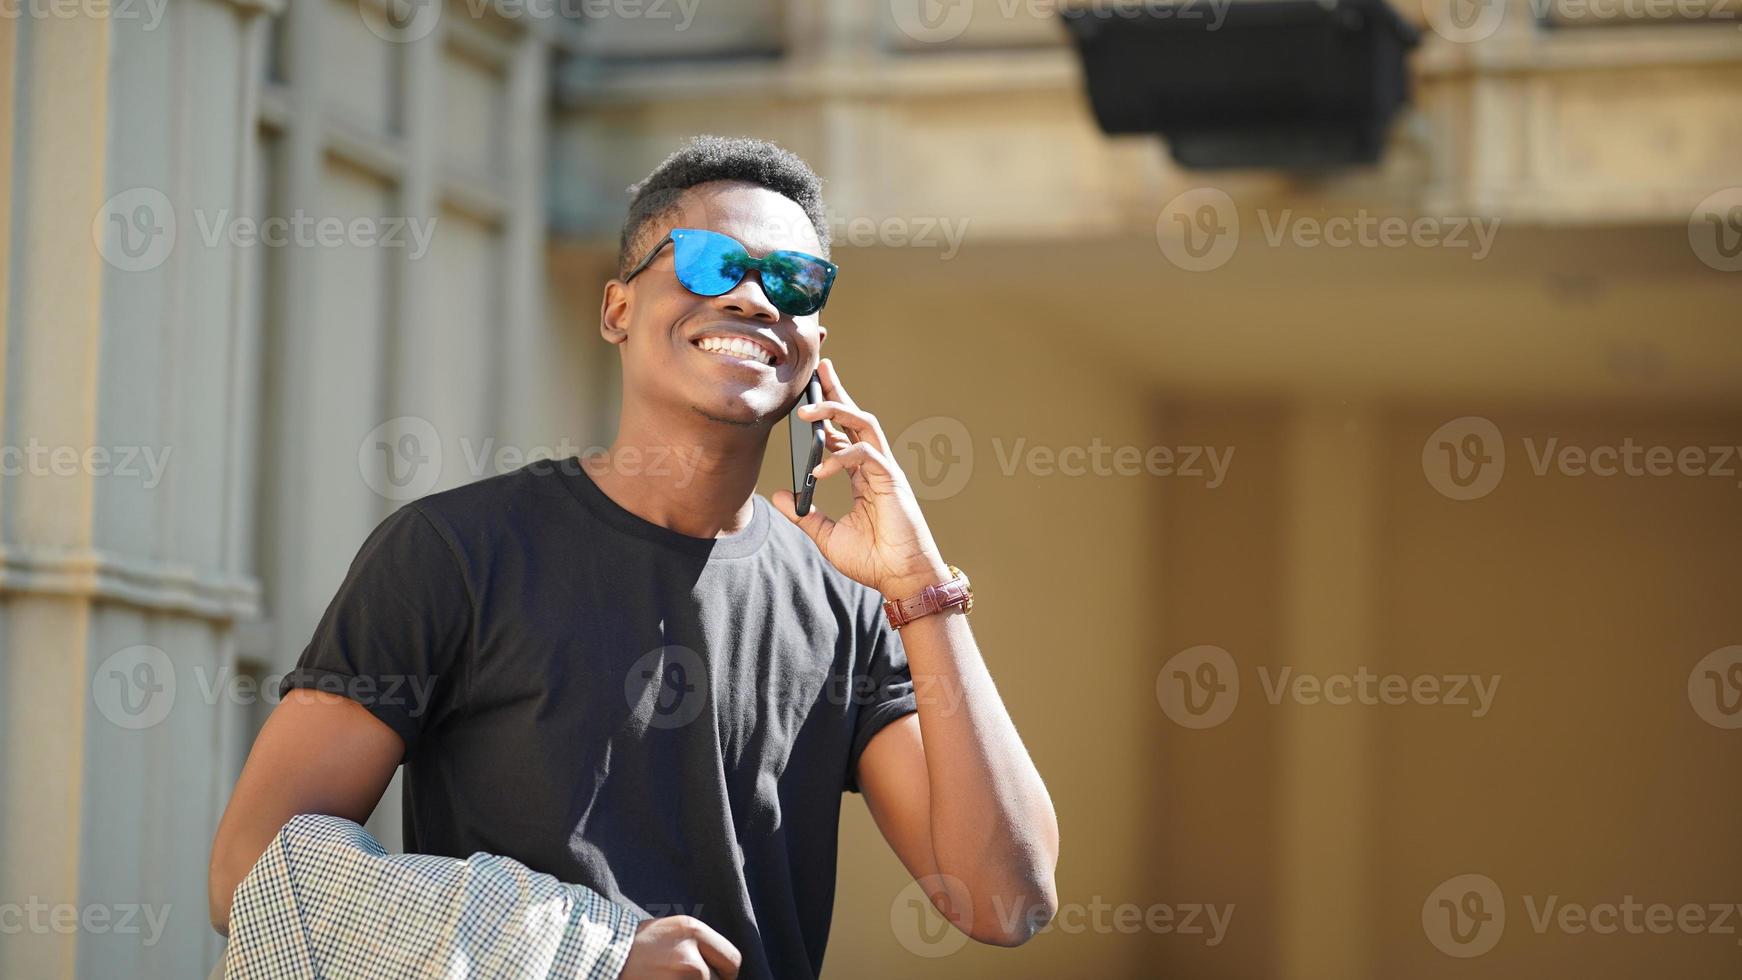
[[585, 405, 771, 540]]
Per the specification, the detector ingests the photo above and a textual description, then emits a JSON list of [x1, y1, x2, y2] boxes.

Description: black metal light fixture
[[1060, 0, 1421, 170]]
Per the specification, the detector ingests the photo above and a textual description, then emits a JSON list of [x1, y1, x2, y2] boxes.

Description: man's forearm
[[894, 593, 1061, 939]]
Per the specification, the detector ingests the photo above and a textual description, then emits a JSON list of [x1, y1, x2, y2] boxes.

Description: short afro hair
[[618, 134, 830, 278]]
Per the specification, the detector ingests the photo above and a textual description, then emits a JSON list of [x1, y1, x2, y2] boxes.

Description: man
[[209, 135, 1059, 979]]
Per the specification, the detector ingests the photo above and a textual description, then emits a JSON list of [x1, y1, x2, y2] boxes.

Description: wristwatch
[[882, 565, 973, 630]]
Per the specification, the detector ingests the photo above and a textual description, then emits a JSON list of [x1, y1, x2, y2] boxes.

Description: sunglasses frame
[[621, 227, 838, 317]]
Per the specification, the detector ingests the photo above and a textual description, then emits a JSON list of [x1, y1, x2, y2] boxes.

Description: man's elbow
[[208, 860, 234, 935], [208, 830, 249, 936], [966, 880, 1059, 947]]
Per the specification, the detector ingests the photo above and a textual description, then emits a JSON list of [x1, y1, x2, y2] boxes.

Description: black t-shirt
[[279, 457, 918, 980]]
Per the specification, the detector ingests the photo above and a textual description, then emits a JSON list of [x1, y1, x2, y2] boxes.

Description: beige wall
[[599, 227, 1737, 978]]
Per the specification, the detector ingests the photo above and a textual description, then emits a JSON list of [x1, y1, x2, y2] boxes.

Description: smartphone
[[789, 370, 827, 517]]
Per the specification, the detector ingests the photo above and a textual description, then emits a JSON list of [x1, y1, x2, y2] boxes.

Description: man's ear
[[816, 321, 828, 346], [600, 279, 630, 347]]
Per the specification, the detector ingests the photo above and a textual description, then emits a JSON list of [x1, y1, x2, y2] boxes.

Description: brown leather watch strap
[[883, 565, 973, 629]]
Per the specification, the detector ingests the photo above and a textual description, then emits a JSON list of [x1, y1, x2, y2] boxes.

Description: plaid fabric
[[224, 814, 645, 979]]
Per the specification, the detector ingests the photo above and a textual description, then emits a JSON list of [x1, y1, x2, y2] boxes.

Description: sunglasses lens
[[672, 230, 748, 296], [669, 230, 834, 316], [761, 252, 832, 316]]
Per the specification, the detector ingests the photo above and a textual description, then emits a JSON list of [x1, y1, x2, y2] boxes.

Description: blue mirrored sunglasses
[[622, 228, 837, 317]]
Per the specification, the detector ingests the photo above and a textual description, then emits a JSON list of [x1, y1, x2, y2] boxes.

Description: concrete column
[[1277, 400, 1378, 980]]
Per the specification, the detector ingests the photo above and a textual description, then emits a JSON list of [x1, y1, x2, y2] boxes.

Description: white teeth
[[696, 336, 773, 365]]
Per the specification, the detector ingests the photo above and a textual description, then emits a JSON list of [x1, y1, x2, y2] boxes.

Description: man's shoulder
[[400, 459, 581, 543]]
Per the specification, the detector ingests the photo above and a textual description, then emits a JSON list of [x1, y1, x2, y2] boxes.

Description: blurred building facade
[[1, 0, 1739, 977]]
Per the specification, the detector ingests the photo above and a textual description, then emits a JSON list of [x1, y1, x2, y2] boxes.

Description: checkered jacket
[[223, 814, 645, 979]]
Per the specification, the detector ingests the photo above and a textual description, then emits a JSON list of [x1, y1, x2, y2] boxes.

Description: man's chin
[[688, 388, 788, 428]]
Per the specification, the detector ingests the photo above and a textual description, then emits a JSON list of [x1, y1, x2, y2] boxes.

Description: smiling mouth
[[691, 335, 778, 367]]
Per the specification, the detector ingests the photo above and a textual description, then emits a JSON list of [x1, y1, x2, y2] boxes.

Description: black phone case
[[789, 371, 827, 516]]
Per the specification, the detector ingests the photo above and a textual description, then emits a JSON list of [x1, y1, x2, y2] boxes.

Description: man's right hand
[[621, 915, 742, 979]]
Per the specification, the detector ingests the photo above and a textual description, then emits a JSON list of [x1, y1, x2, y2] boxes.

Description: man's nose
[[710, 273, 780, 322]]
